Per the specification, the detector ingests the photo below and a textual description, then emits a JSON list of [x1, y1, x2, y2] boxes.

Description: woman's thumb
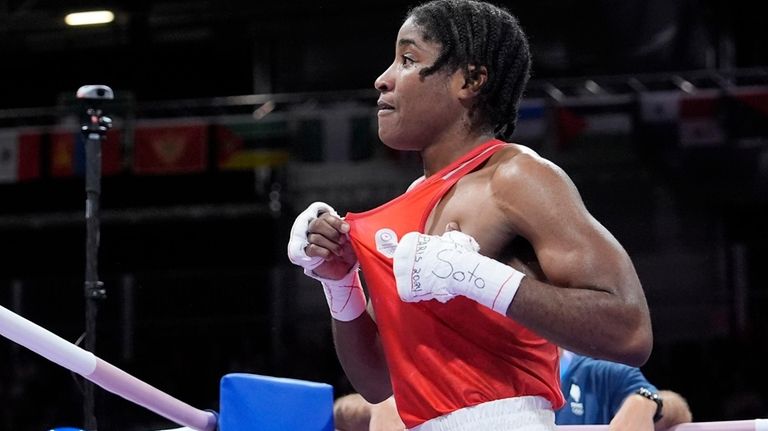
[[445, 222, 460, 232]]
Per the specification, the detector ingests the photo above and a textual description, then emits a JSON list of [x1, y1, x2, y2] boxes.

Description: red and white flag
[[133, 123, 208, 175], [0, 130, 41, 183]]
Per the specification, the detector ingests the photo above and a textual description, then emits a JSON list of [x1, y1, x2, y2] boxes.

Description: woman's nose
[[374, 64, 394, 92]]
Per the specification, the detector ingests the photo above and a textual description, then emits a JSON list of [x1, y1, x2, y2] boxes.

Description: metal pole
[[77, 85, 114, 430]]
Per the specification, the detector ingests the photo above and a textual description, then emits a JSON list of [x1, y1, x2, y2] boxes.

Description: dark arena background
[[1, 0, 767, 429]]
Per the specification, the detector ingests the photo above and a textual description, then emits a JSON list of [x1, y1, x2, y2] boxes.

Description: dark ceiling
[[1, 0, 766, 109]]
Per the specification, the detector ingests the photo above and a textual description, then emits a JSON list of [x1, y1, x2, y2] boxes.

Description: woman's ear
[[459, 65, 488, 98]]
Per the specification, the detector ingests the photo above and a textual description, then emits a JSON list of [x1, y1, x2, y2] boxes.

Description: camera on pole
[[76, 84, 113, 431]]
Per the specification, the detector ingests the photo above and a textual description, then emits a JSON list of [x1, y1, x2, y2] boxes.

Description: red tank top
[[345, 139, 564, 428]]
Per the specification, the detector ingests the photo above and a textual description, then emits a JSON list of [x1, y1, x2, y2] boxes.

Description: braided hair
[[407, 0, 531, 141]]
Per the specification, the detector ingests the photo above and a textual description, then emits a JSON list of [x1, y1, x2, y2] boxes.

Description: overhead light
[[65, 10, 115, 26]]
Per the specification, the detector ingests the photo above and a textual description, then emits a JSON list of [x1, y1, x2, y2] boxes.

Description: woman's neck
[[420, 131, 496, 177]]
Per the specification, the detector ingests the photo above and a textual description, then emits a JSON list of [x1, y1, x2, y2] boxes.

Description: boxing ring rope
[[2, 303, 766, 431], [0, 304, 217, 431]]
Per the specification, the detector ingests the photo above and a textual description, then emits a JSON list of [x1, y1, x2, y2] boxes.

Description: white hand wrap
[[287, 201, 340, 270], [286, 201, 366, 321], [313, 265, 367, 322], [393, 231, 525, 316]]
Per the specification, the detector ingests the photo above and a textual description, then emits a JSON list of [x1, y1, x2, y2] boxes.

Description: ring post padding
[[219, 373, 334, 431]]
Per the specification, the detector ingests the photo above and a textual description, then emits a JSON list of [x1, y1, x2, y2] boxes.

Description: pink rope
[[0, 305, 217, 431], [557, 420, 766, 431], [88, 359, 217, 431]]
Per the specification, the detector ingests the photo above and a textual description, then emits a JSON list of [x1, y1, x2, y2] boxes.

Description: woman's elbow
[[618, 309, 653, 366], [360, 389, 393, 405], [356, 381, 393, 404], [623, 329, 652, 366]]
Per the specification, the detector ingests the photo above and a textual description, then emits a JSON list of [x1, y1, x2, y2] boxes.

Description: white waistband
[[409, 396, 556, 431]]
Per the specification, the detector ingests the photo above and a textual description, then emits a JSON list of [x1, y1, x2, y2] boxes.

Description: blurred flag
[[555, 95, 634, 150], [50, 130, 76, 177], [0, 130, 41, 183], [133, 123, 208, 174], [722, 87, 768, 143], [50, 129, 122, 177], [215, 121, 290, 170], [636, 91, 681, 155], [639, 91, 680, 124], [678, 90, 725, 148]]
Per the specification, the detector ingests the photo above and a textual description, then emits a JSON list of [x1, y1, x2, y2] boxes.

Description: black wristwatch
[[636, 387, 664, 422]]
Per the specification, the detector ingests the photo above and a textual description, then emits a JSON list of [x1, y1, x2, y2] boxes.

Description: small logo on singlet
[[569, 383, 584, 416], [375, 228, 399, 258]]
